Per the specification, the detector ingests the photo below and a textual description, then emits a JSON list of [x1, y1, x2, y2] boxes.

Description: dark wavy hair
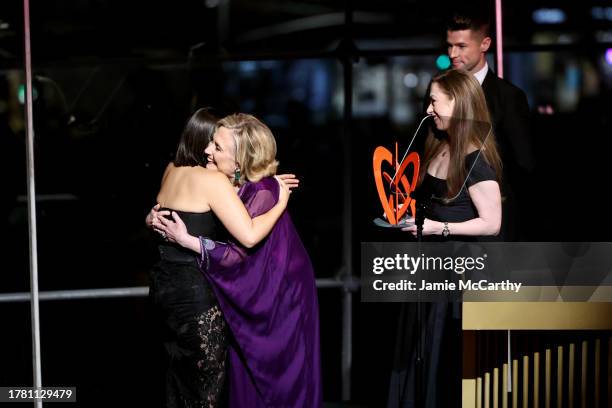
[[174, 108, 218, 167]]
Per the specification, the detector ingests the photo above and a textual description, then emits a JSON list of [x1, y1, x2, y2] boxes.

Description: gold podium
[[462, 295, 612, 408]]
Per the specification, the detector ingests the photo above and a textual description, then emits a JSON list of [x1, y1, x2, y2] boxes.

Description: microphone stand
[[413, 187, 429, 408], [388, 114, 433, 407], [397, 186, 429, 408], [394, 116, 487, 407]]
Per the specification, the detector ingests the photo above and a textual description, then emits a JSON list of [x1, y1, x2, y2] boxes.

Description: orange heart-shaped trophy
[[373, 144, 420, 225]]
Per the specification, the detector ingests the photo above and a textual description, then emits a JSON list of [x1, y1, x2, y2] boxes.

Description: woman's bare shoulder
[[170, 164, 210, 176], [161, 162, 175, 180], [466, 144, 481, 155], [200, 168, 229, 180], [188, 166, 231, 186], [163, 164, 210, 185]]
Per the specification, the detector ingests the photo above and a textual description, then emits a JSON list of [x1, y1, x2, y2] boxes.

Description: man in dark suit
[[446, 10, 534, 240]]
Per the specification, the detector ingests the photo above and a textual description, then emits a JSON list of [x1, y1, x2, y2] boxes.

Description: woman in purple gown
[[155, 113, 322, 408]]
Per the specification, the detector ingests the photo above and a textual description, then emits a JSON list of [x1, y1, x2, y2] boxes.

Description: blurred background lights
[[606, 48, 612, 65], [17, 84, 38, 105], [591, 7, 612, 21], [402, 73, 418, 88], [533, 8, 566, 24], [435, 55, 451, 70]]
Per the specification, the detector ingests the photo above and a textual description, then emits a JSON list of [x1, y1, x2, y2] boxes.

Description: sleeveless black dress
[[388, 151, 498, 408], [149, 210, 227, 408], [424, 150, 498, 225]]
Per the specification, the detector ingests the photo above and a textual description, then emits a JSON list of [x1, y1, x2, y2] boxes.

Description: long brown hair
[[419, 69, 502, 200]]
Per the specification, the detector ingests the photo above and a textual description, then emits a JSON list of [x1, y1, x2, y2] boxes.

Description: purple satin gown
[[198, 177, 322, 408]]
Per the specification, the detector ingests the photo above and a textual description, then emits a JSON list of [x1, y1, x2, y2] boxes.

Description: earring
[[234, 168, 241, 184]]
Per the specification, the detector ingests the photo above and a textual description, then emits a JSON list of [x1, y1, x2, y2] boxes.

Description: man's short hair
[[446, 7, 491, 38]]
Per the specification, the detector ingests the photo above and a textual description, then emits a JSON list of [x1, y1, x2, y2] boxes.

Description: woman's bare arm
[[206, 172, 290, 247], [401, 180, 501, 236], [154, 173, 291, 249]]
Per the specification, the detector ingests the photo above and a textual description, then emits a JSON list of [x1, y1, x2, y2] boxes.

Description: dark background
[[1, 0, 611, 406]]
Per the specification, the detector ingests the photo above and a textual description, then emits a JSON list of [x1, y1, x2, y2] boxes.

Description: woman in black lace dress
[[146, 109, 290, 407]]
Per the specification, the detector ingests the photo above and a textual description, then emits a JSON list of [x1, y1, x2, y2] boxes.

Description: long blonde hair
[[419, 69, 502, 200], [217, 113, 279, 184]]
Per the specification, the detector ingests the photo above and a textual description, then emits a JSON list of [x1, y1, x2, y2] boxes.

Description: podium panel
[[463, 301, 612, 330], [462, 300, 612, 407]]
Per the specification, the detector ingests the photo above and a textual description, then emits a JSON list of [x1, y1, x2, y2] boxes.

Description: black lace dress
[[149, 210, 227, 408]]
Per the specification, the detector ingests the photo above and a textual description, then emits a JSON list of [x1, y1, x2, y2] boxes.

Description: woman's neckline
[[426, 150, 480, 180], [158, 206, 213, 215]]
